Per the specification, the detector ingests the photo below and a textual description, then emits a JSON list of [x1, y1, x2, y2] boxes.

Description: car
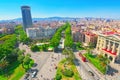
[[24, 73, 29, 79], [24, 79, 29, 80], [88, 71, 94, 76], [32, 63, 37, 67], [31, 70, 37, 78]]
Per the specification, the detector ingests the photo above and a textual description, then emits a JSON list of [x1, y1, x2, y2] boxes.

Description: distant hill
[[0, 17, 116, 23], [0, 17, 78, 23]]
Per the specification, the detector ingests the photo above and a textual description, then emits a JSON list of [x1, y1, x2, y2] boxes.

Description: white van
[[31, 71, 37, 78]]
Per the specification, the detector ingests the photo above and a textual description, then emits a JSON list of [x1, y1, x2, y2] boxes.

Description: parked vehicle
[[31, 70, 38, 78], [24, 79, 29, 80], [88, 71, 94, 76], [24, 73, 29, 79], [78, 52, 86, 62]]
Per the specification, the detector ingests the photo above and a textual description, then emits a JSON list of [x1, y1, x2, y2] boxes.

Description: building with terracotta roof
[[71, 26, 85, 42], [84, 31, 97, 47]]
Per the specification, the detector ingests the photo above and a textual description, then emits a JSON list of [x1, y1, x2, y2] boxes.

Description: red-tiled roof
[[85, 32, 96, 36], [102, 31, 115, 35]]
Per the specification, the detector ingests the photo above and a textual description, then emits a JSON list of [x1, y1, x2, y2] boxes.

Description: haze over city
[[0, 0, 120, 20]]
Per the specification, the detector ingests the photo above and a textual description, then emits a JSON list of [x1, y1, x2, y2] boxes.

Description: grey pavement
[[19, 43, 65, 80], [19, 43, 52, 80], [104, 63, 120, 80], [36, 53, 64, 80]]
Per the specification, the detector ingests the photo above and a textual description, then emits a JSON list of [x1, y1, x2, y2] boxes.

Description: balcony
[[102, 48, 116, 56]]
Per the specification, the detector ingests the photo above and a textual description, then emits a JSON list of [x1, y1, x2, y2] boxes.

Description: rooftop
[[85, 32, 96, 36], [21, 6, 30, 9], [99, 31, 120, 41], [102, 31, 115, 35]]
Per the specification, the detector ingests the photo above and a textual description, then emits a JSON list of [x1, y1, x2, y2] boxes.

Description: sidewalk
[[37, 53, 64, 80], [86, 62, 105, 80]]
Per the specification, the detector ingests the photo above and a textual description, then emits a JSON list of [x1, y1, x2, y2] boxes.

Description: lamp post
[[105, 59, 109, 80]]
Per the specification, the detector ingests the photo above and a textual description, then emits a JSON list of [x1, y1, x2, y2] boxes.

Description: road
[[74, 51, 101, 80], [83, 49, 120, 80]]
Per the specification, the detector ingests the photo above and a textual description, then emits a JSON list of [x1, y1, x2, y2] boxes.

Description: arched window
[[105, 54, 108, 57], [109, 56, 113, 61]]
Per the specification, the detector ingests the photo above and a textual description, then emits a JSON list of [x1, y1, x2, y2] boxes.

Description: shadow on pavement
[[74, 58, 80, 66], [107, 66, 118, 76], [32, 63, 38, 67]]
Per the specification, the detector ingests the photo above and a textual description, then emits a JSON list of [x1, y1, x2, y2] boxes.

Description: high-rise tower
[[21, 6, 32, 31]]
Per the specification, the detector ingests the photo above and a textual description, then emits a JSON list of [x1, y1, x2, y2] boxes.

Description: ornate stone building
[[96, 32, 120, 63]]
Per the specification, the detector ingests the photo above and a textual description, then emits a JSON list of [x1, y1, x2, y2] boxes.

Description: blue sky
[[0, 0, 120, 20]]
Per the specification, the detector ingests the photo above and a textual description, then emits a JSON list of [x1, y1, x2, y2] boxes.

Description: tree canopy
[[15, 25, 30, 44], [64, 23, 73, 48]]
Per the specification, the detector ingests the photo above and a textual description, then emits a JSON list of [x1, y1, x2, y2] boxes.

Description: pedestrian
[[41, 75, 43, 77], [49, 69, 51, 72]]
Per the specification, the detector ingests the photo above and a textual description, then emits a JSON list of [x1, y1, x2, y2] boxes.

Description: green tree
[[55, 74, 62, 80], [15, 25, 30, 44], [17, 55, 25, 68], [31, 45, 39, 52], [23, 56, 31, 70], [63, 48, 75, 64], [6, 53, 18, 63], [50, 24, 67, 48], [62, 48, 69, 58], [100, 56, 110, 67], [64, 23, 73, 48], [0, 34, 17, 61], [26, 53, 31, 57], [63, 69, 74, 77], [76, 42, 82, 48], [89, 42, 94, 49], [17, 50, 24, 55], [67, 49, 75, 64], [18, 55, 25, 63]]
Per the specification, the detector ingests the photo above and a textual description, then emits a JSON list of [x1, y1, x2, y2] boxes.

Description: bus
[[78, 52, 86, 62]]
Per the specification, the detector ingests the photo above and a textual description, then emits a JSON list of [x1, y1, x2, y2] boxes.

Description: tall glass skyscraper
[[21, 6, 32, 31]]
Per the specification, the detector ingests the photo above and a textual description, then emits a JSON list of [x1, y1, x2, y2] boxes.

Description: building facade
[[21, 6, 32, 31], [72, 30, 85, 42], [26, 26, 56, 39], [84, 32, 97, 47], [96, 32, 120, 63]]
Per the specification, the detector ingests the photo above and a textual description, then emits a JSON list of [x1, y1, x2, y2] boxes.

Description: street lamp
[[105, 59, 109, 80]]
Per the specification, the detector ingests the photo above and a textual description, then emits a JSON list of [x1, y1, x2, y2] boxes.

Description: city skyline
[[0, 0, 120, 20]]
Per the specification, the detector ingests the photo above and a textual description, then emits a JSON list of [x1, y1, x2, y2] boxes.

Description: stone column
[[112, 57, 115, 63], [117, 44, 120, 56], [96, 36, 100, 50], [112, 42, 116, 53], [107, 41, 111, 51], [103, 39, 107, 49]]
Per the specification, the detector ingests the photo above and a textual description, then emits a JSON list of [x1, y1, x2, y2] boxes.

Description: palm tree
[[0, 59, 9, 74], [99, 56, 110, 68]]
